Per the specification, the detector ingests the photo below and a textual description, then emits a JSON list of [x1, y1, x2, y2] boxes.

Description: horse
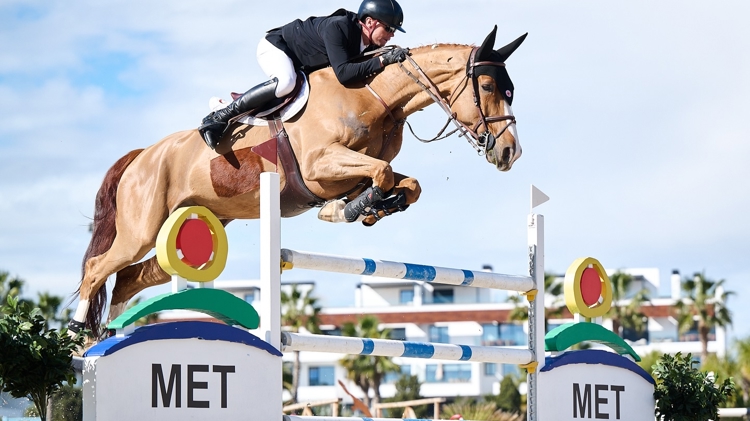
[[70, 26, 527, 338]]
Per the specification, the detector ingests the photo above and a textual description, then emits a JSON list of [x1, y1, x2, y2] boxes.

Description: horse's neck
[[372, 44, 471, 118]]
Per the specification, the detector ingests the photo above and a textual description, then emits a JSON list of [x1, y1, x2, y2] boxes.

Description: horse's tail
[[77, 149, 144, 336]]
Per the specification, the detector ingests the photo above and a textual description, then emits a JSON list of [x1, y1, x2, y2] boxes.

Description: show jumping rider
[[199, 0, 409, 150]]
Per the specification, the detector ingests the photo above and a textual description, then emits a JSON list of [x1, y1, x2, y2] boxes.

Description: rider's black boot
[[199, 78, 279, 150], [344, 186, 386, 222]]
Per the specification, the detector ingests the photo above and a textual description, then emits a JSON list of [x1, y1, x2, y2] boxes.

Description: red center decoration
[[580, 267, 602, 307], [175, 218, 214, 267]]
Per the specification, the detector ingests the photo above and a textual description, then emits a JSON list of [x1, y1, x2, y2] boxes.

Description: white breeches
[[257, 37, 297, 97]]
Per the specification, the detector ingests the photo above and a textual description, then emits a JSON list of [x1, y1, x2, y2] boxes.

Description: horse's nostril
[[502, 146, 512, 163]]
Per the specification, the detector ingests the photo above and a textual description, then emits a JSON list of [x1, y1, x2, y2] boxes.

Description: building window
[[481, 323, 499, 345], [499, 323, 526, 346], [400, 289, 414, 304], [482, 323, 525, 346], [433, 289, 454, 304], [309, 366, 335, 386], [426, 364, 471, 383], [384, 365, 412, 383], [429, 326, 450, 344], [622, 326, 649, 344], [244, 289, 258, 303], [484, 363, 496, 376], [679, 321, 715, 342], [389, 328, 407, 341], [320, 328, 341, 336]]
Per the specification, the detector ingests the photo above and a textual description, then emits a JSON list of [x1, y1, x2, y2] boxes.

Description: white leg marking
[[73, 299, 90, 323], [317, 200, 348, 223]]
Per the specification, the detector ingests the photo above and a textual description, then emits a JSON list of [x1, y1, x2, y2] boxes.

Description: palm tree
[[339, 315, 400, 410], [674, 272, 733, 363], [609, 271, 650, 338], [36, 292, 63, 331], [733, 336, 750, 405], [280, 284, 322, 403], [0, 271, 25, 306], [507, 272, 564, 331]]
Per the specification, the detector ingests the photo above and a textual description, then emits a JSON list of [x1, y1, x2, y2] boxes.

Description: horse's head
[[452, 27, 527, 171]]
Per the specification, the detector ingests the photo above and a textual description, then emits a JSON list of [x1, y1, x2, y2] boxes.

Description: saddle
[[212, 73, 326, 217]]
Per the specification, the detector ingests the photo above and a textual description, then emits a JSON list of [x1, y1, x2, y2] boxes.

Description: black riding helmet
[[357, 0, 405, 33]]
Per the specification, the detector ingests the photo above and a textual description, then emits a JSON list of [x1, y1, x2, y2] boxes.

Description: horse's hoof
[[317, 200, 348, 223]]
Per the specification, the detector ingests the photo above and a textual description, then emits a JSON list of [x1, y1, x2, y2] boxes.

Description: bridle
[[366, 46, 516, 156]]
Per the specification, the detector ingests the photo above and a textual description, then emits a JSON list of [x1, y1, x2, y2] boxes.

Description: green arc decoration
[[545, 322, 641, 362], [108, 288, 260, 330]]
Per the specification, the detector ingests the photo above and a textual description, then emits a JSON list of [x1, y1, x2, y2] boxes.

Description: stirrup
[[198, 114, 228, 150]]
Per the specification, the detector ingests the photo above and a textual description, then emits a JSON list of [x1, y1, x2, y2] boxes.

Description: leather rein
[[365, 46, 516, 156]]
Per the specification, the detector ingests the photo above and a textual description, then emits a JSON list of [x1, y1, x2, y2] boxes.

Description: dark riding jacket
[[265, 9, 383, 85]]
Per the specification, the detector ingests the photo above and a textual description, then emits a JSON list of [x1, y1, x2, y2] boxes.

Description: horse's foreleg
[[362, 174, 421, 226], [303, 144, 396, 223], [107, 257, 171, 324]]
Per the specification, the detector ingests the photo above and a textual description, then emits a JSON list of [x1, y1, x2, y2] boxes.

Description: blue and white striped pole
[[281, 332, 533, 365], [280, 249, 535, 292]]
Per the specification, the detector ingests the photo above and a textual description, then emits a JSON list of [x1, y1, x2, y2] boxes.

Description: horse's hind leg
[[106, 218, 233, 324], [72, 210, 165, 337], [107, 257, 170, 324]]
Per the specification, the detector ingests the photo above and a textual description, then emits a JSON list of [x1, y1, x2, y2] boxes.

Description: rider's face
[[365, 18, 394, 47]]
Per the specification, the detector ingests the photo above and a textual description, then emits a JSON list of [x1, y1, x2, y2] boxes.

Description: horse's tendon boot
[[344, 186, 385, 222]]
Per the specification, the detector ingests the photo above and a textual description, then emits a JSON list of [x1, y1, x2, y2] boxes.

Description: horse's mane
[[412, 43, 473, 50], [408, 43, 474, 54]]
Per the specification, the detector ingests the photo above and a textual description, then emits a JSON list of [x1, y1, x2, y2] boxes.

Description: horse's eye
[[481, 83, 494, 93]]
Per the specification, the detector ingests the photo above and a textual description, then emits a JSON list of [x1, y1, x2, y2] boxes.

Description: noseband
[[380, 47, 517, 155]]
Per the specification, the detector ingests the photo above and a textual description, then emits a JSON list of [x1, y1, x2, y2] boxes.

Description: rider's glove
[[380, 47, 410, 66]]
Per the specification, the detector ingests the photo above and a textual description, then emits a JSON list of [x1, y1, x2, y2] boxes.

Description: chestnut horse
[[71, 27, 527, 337]]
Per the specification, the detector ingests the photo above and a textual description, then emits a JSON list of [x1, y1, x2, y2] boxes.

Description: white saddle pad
[[207, 73, 309, 127]]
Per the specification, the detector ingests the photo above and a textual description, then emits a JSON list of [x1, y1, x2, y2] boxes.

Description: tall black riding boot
[[199, 77, 279, 150]]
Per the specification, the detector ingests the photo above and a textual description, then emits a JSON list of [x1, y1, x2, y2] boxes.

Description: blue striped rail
[[280, 249, 535, 292], [281, 332, 533, 365]]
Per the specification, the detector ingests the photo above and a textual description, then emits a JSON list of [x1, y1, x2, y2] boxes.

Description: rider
[[199, 0, 410, 150]]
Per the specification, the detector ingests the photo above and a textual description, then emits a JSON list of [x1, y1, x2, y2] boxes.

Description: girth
[[266, 117, 327, 217]]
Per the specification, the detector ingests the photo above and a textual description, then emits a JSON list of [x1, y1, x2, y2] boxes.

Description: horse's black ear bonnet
[[468, 26, 528, 105]]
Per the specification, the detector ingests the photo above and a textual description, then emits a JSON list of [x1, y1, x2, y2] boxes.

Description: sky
[[0, 1, 749, 343]]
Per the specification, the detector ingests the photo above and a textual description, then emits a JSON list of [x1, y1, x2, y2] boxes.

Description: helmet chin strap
[[362, 19, 377, 47]]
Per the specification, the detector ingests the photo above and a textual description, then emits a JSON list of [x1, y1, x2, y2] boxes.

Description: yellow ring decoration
[[156, 206, 228, 282], [563, 257, 612, 318]]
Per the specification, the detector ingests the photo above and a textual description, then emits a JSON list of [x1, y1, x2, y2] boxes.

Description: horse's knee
[[373, 162, 395, 191]]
